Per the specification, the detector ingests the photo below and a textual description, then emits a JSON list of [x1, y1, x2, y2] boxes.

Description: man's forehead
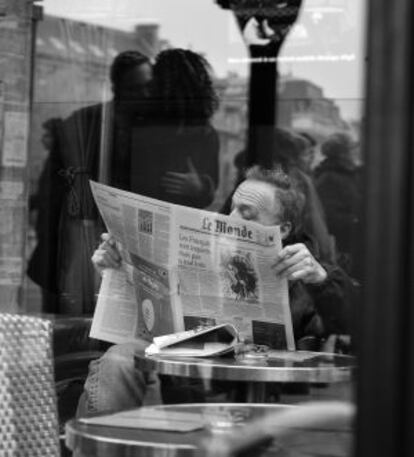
[[233, 180, 276, 210]]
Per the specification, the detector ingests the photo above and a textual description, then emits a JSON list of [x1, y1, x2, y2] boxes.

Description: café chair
[[205, 401, 355, 457], [0, 313, 60, 457]]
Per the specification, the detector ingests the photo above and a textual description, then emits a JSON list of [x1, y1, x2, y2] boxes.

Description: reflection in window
[[26, 1, 365, 327], [3, 3, 365, 453]]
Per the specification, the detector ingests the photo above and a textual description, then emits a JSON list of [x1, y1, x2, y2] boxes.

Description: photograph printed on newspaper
[[89, 181, 295, 350]]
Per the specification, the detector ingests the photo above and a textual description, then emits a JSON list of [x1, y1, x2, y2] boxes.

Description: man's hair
[[151, 48, 219, 125], [110, 50, 150, 88], [245, 166, 305, 235]]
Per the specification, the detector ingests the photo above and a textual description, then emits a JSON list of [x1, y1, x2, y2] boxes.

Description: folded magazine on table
[[89, 181, 295, 351], [145, 323, 239, 357]]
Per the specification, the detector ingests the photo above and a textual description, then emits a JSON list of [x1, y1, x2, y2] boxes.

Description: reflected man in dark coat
[[28, 51, 152, 314], [315, 133, 361, 274]]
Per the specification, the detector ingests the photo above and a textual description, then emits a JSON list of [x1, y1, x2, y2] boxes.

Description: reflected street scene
[[0, 1, 382, 456]]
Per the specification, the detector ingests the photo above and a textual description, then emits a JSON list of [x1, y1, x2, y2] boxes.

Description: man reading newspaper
[[77, 167, 351, 415]]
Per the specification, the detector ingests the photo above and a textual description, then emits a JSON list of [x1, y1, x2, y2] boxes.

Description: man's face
[[230, 180, 292, 239], [115, 62, 152, 102], [230, 180, 283, 226]]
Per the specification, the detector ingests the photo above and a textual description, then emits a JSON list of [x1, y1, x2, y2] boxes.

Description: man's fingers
[[277, 243, 304, 260], [97, 241, 121, 261], [92, 249, 120, 270], [97, 249, 119, 266], [95, 232, 122, 265], [290, 269, 311, 281], [101, 232, 113, 243], [100, 233, 117, 248], [272, 250, 307, 275], [274, 252, 327, 284], [93, 233, 122, 274], [107, 246, 122, 263], [277, 258, 313, 281]]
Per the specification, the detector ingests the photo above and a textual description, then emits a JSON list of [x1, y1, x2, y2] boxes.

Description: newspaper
[[145, 323, 239, 357], [89, 181, 295, 350]]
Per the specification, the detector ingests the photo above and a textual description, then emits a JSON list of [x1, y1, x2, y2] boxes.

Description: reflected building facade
[[30, 15, 163, 189], [277, 76, 355, 164], [211, 71, 357, 211], [29, 15, 359, 220]]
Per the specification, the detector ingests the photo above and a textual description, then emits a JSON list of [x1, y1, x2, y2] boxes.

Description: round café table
[[135, 351, 356, 402], [66, 403, 292, 457], [66, 402, 353, 457]]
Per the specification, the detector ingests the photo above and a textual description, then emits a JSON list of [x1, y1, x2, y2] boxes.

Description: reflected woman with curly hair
[[131, 48, 220, 208], [150, 48, 219, 125]]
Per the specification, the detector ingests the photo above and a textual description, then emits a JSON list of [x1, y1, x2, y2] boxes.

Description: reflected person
[[314, 133, 362, 275], [77, 166, 352, 415], [27, 118, 65, 313], [272, 128, 336, 263], [32, 51, 152, 314], [130, 48, 220, 208]]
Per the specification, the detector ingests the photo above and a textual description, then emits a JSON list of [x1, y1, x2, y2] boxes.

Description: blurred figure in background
[[57, 50, 152, 315], [220, 128, 334, 264], [272, 128, 336, 264], [31, 49, 220, 315], [130, 48, 220, 208], [296, 131, 317, 175], [28, 51, 152, 314], [314, 133, 361, 274], [27, 118, 65, 313]]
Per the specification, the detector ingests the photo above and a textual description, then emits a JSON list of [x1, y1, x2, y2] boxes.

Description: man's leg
[[76, 340, 161, 416]]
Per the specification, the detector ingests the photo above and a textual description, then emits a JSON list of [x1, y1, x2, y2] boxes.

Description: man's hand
[[160, 157, 203, 198], [272, 243, 327, 284], [91, 233, 122, 274]]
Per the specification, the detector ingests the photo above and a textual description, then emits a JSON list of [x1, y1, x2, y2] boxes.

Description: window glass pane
[[14, 2, 366, 444], [25, 0, 366, 340], [27, 0, 252, 314]]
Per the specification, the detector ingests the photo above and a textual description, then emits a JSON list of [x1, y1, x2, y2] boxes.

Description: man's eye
[[242, 210, 256, 221]]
